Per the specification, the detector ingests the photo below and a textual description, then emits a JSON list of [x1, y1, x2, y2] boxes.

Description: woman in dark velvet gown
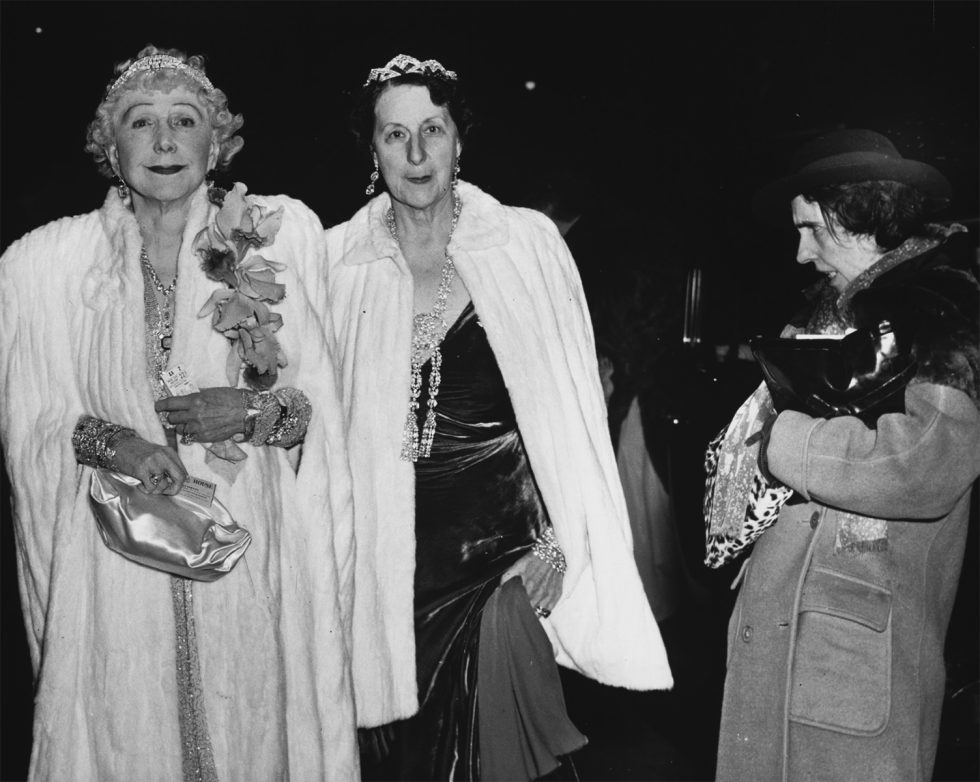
[[349, 56, 586, 781], [382, 302, 585, 779]]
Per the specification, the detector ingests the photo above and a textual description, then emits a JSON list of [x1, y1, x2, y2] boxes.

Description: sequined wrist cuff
[[531, 525, 567, 574], [243, 388, 311, 448], [266, 388, 312, 448], [72, 415, 137, 469]]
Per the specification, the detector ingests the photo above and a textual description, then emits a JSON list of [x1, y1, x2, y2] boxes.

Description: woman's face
[[109, 85, 217, 208], [791, 195, 881, 292], [372, 84, 460, 212]]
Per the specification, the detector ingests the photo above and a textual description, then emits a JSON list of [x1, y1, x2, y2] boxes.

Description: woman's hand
[[501, 551, 564, 617], [155, 388, 244, 444], [112, 435, 187, 495]]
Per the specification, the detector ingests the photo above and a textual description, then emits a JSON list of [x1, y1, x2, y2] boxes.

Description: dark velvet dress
[[362, 302, 582, 780]]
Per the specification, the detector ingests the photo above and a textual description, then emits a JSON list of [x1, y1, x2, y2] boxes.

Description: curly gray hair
[[85, 45, 245, 179]]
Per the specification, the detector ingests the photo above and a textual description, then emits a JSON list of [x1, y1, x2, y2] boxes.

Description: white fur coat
[[0, 185, 358, 780], [324, 181, 673, 728]]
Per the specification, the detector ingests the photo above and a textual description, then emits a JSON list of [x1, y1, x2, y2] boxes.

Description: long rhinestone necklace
[[141, 245, 178, 296], [386, 190, 462, 462], [140, 245, 177, 352]]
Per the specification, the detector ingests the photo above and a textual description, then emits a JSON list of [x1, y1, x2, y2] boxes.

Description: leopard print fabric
[[703, 428, 793, 569]]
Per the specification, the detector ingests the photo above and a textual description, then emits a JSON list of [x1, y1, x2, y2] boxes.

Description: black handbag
[[749, 320, 917, 427]]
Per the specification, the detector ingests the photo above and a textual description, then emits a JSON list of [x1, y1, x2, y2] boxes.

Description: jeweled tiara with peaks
[[105, 54, 215, 98], [364, 54, 458, 86]]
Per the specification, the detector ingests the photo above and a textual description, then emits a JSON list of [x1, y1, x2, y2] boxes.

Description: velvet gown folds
[[368, 301, 584, 780]]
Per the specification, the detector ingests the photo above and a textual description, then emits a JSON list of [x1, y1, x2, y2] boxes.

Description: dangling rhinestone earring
[[452, 158, 461, 188], [116, 177, 130, 200], [365, 153, 380, 196]]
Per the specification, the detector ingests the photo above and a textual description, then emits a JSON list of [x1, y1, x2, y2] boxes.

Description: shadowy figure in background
[[707, 128, 980, 782], [597, 339, 709, 624], [522, 174, 742, 780]]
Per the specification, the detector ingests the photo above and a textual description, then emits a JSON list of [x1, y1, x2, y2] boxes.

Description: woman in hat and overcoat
[[708, 129, 980, 782]]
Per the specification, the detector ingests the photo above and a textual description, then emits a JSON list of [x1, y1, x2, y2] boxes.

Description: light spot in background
[[525, 80, 536, 91]]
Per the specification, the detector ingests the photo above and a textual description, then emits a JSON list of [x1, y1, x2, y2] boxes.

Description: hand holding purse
[[749, 319, 916, 426], [89, 469, 251, 581]]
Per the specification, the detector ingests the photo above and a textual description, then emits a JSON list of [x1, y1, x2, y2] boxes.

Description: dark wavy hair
[[802, 180, 929, 251], [85, 45, 245, 179], [350, 71, 476, 157]]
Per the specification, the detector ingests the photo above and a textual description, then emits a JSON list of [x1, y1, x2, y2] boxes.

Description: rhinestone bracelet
[[531, 526, 567, 574], [241, 388, 312, 448], [72, 415, 137, 470], [241, 390, 281, 446], [266, 389, 312, 448]]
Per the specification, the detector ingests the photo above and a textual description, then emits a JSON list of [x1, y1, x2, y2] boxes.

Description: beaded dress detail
[[139, 246, 219, 782]]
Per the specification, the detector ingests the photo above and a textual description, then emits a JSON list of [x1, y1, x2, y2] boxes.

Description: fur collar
[[82, 184, 212, 310], [839, 222, 968, 310], [339, 180, 510, 266]]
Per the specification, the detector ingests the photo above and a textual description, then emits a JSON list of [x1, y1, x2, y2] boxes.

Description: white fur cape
[[0, 185, 358, 780], [324, 181, 673, 728]]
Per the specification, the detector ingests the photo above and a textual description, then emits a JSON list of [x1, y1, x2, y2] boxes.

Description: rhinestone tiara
[[364, 54, 458, 86], [105, 54, 215, 99]]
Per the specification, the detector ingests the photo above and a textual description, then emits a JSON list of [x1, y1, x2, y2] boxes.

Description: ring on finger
[[181, 433, 197, 444], [534, 606, 551, 619], [149, 473, 164, 486]]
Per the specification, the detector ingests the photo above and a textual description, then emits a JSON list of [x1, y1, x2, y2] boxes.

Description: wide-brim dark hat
[[752, 128, 952, 222]]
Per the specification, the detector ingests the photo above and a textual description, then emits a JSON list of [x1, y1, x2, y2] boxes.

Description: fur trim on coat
[[324, 181, 673, 728], [0, 185, 358, 780]]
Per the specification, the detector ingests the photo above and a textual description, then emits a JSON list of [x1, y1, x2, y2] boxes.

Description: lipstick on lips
[[148, 165, 185, 175]]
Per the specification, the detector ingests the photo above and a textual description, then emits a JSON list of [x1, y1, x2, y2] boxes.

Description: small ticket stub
[[178, 476, 217, 507], [162, 365, 199, 396]]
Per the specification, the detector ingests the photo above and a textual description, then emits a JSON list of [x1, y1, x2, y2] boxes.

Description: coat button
[[809, 511, 820, 529], [741, 625, 752, 642]]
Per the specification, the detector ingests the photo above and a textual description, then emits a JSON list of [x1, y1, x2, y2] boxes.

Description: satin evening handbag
[[89, 469, 251, 581], [749, 320, 917, 426]]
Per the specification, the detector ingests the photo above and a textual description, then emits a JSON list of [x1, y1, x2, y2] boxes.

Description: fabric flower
[[194, 181, 288, 391], [198, 246, 238, 285]]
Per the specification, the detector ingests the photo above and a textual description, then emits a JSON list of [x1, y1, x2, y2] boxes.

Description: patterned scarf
[[705, 232, 957, 563]]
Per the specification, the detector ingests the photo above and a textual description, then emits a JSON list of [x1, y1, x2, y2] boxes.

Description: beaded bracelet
[[266, 389, 312, 448], [240, 388, 312, 448], [531, 526, 567, 574], [72, 415, 137, 470], [241, 390, 281, 446]]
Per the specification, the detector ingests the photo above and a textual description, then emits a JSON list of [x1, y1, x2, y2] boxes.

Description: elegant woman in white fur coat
[[0, 46, 357, 780], [327, 55, 672, 781]]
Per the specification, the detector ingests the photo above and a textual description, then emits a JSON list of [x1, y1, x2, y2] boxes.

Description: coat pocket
[[788, 567, 892, 735]]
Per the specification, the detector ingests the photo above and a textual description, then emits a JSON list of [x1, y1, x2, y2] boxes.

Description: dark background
[[1, 1, 977, 780]]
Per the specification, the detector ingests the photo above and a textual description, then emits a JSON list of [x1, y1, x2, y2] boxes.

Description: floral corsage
[[195, 183, 287, 390]]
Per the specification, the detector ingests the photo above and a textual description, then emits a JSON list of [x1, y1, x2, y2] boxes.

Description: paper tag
[[178, 476, 217, 507], [162, 365, 199, 396]]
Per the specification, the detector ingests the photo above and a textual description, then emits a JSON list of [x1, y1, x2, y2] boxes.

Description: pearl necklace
[[386, 190, 462, 461]]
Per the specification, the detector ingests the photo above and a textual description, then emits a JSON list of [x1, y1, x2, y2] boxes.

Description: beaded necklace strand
[[385, 190, 462, 461]]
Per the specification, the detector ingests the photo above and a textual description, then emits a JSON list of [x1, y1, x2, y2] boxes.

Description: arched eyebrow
[[120, 102, 153, 122], [120, 101, 205, 123], [171, 102, 205, 117]]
